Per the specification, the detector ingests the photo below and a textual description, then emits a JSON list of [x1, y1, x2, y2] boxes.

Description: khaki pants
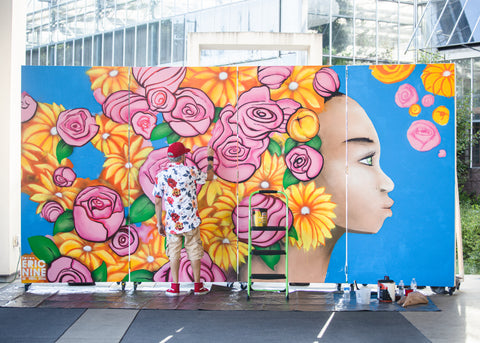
[[166, 227, 204, 262]]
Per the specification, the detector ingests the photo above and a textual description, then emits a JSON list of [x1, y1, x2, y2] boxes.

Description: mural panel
[[20, 64, 455, 286]]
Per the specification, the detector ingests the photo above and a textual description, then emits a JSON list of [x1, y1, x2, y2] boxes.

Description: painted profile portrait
[[20, 64, 455, 286]]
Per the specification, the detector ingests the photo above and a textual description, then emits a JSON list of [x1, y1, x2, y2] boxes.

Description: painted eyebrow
[[343, 137, 374, 143]]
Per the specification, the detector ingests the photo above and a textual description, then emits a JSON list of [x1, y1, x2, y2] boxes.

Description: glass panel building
[[24, 0, 480, 192]]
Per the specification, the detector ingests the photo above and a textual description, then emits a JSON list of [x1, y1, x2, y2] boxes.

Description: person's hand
[[158, 223, 166, 237], [207, 146, 215, 158]]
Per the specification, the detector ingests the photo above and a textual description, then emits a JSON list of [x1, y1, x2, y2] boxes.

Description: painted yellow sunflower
[[86, 66, 138, 98], [22, 102, 65, 154], [204, 225, 248, 272], [90, 114, 130, 155], [128, 232, 168, 272], [270, 66, 324, 113], [286, 182, 336, 250], [100, 135, 153, 205], [26, 170, 81, 213], [52, 232, 118, 272]]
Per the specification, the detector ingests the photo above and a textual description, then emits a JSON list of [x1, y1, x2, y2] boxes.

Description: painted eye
[[360, 155, 373, 166]]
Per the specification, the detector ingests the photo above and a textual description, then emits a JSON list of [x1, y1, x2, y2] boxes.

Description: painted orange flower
[[26, 170, 81, 213], [181, 66, 260, 107], [421, 64, 455, 98], [181, 67, 237, 107], [128, 232, 168, 272], [86, 67, 138, 98], [100, 135, 153, 205], [91, 114, 130, 155], [369, 64, 415, 84], [243, 151, 285, 196], [286, 182, 336, 250], [52, 232, 118, 272], [22, 102, 65, 154], [270, 66, 324, 113]]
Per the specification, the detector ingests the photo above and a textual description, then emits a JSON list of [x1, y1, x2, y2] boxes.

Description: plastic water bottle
[[398, 280, 404, 296], [410, 278, 417, 291]]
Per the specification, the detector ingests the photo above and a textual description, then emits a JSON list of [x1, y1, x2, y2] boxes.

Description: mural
[[20, 64, 456, 287]]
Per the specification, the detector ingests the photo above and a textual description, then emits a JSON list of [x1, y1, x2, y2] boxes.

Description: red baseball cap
[[167, 142, 190, 158]]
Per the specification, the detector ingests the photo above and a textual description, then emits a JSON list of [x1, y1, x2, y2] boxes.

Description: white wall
[[0, 0, 24, 280]]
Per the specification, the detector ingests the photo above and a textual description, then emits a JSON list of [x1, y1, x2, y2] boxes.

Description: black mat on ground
[[0, 308, 86, 342], [10, 284, 439, 312], [121, 309, 333, 343], [320, 312, 431, 343], [121, 310, 430, 343]]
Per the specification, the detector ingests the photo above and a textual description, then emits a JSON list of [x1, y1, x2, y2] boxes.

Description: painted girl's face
[[315, 96, 394, 234]]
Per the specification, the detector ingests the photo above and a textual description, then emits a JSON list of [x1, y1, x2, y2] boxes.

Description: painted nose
[[379, 169, 394, 193]]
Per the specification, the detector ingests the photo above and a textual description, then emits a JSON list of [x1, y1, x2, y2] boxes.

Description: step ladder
[[247, 189, 289, 300]]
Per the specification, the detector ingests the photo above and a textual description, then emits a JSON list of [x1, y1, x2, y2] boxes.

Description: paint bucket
[[377, 276, 396, 302], [252, 208, 267, 227], [355, 288, 371, 304]]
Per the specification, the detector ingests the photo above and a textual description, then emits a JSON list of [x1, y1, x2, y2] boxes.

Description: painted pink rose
[[103, 90, 151, 124], [276, 98, 302, 133], [313, 67, 341, 98], [53, 167, 77, 187], [407, 120, 441, 151], [153, 249, 226, 282], [163, 88, 215, 137], [109, 224, 139, 257], [131, 112, 157, 139], [73, 186, 125, 242], [210, 105, 268, 182], [146, 86, 176, 113], [47, 257, 93, 283], [232, 194, 293, 247], [422, 94, 435, 107], [41, 201, 64, 223], [286, 145, 323, 181], [236, 86, 287, 140], [56, 108, 99, 147], [93, 88, 106, 105], [139, 147, 200, 203], [21, 92, 37, 122], [132, 67, 186, 91], [395, 84, 419, 108], [191, 146, 219, 173], [258, 66, 293, 89]]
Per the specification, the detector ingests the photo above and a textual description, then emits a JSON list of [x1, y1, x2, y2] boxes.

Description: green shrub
[[460, 200, 480, 274]]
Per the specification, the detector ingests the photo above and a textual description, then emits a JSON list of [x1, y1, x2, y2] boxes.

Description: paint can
[[377, 276, 396, 302], [252, 208, 268, 227]]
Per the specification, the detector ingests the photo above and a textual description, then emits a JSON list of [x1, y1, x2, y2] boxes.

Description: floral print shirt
[[152, 163, 207, 235]]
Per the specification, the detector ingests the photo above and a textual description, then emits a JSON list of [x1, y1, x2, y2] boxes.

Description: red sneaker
[[166, 282, 180, 296], [194, 282, 209, 295]]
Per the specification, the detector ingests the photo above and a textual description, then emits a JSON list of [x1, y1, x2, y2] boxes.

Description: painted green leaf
[[56, 139, 74, 164], [150, 122, 173, 141], [129, 194, 155, 223], [28, 235, 61, 264], [213, 107, 222, 123], [283, 168, 300, 189], [92, 261, 107, 282], [255, 243, 281, 271], [53, 209, 74, 235], [284, 138, 298, 155], [267, 139, 282, 156], [305, 136, 322, 150], [123, 269, 154, 282], [167, 131, 181, 144], [288, 226, 298, 241]]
